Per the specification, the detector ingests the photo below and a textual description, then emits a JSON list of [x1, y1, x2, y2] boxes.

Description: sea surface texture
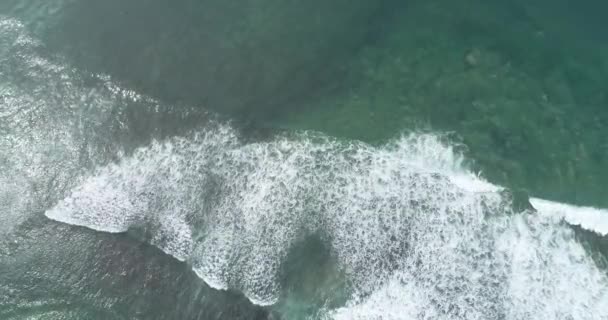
[[1, 1, 608, 319]]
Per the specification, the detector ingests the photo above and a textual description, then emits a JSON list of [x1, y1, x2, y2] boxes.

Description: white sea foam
[[330, 211, 608, 320], [531, 198, 608, 236], [45, 122, 608, 318], [4, 10, 604, 319], [0, 16, 164, 236]]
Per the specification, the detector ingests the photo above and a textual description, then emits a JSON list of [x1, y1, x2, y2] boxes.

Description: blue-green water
[[1, 1, 608, 319]]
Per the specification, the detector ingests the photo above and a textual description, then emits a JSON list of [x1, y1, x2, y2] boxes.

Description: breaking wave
[[3, 12, 607, 319], [46, 123, 608, 318]]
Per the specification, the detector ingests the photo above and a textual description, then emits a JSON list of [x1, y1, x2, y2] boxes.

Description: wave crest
[[46, 123, 608, 318]]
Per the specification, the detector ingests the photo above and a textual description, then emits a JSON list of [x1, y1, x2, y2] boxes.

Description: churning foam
[[1, 16, 189, 237], [46, 122, 608, 318], [2, 11, 605, 319], [531, 198, 608, 237], [6, 7, 602, 317]]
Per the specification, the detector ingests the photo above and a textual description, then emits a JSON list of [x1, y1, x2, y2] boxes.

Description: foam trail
[[0, 17, 132, 234], [1, 15, 208, 238]]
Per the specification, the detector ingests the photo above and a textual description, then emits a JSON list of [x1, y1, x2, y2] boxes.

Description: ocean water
[[1, 1, 608, 319]]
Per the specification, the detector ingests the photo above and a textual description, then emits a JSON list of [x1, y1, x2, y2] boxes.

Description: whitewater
[[44, 121, 608, 319], [2, 16, 608, 319]]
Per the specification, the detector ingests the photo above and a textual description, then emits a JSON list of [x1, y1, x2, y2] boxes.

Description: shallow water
[[1, 1, 608, 319]]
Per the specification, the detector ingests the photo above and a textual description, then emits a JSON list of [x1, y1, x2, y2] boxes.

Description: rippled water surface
[[1, 1, 608, 319]]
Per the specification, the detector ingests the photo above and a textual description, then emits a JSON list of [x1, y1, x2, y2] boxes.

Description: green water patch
[[11, 0, 398, 118], [274, 235, 349, 320], [273, 0, 608, 208], [4, 0, 606, 207]]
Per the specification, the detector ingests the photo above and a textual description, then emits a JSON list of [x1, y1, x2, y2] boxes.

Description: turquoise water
[[1, 1, 608, 319]]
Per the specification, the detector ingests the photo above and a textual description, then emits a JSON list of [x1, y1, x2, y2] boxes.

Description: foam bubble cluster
[[46, 123, 608, 317], [3, 11, 606, 320]]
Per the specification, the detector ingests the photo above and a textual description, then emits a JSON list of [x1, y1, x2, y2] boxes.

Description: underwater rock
[[465, 48, 481, 68]]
